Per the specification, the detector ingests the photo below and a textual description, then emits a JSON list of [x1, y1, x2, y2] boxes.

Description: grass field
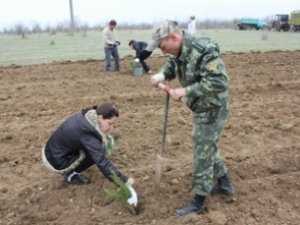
[[0, 29, 300, 66]]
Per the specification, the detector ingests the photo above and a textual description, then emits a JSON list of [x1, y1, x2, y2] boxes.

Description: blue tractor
[[237, 18, 267, 30]]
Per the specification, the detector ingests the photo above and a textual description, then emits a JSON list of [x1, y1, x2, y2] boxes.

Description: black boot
[[64, 171, 90, 185], [212, 173, 235, 195], [176, 195, 206, 217]]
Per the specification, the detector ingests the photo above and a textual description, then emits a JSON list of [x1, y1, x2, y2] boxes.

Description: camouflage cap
[[146, 20, 181, 52]]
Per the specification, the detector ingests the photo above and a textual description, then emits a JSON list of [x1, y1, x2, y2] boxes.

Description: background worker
[[103, 19, 121, 72], [129, 40, 152, 74], [187, 15, 197, 35], [42, 103, 137, 206], [149, 20, 235, 217]]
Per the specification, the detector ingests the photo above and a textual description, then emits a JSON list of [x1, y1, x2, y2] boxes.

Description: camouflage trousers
[[192, 105, 229, 196]]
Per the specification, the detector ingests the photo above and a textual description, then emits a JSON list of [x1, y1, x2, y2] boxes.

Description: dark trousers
[[140, 60, 150, 72], [74, 153, 94, 173], [61, 151, 94, 173], [45, 146, 94, 173], [104, 46, 119, 71]]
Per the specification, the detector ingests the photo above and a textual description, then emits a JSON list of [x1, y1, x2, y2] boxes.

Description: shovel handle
[[161, 92, 170, 155]]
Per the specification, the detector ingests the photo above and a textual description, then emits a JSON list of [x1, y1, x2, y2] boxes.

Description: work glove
[[134, 58, 140, 63], [139, 50, 152, 60], [126, 178, 138, 207], [151, 73, 165, 86]]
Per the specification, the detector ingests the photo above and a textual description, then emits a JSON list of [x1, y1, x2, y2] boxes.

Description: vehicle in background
[[271, 14, 290, 31], [237, 18, 268, 30], [270, 11, 300, 32], [289, 10, 300, 31]]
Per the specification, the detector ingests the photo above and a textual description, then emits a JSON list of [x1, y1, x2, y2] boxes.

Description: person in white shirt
[[187, 16, 197, 35], [102, 20, 120, 72]]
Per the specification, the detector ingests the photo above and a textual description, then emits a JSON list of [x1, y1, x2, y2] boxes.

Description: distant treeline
[[0, 19, 240, 37]]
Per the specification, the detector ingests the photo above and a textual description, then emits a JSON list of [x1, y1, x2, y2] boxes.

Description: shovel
[[155, 84, 170, 188]]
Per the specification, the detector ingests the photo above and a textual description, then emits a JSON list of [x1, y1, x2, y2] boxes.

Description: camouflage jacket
[[160, 35, 229, 113]]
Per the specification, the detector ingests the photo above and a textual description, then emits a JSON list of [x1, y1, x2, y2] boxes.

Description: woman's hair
[[82, 103, 119, 119]]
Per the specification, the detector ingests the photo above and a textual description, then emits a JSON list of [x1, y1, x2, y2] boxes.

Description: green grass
[[202, 29, 300, 53], [0, 29, 300, 66]]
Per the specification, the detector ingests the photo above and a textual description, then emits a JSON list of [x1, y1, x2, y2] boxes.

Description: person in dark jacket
[[42, 103, 136, 197], [129, 40, 152, 74]]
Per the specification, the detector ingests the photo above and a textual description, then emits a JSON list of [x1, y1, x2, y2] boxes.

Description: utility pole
[[69, 0, 75, 34]]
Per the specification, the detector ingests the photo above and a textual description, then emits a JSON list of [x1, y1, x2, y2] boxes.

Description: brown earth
[[0, 51, 300, 225]]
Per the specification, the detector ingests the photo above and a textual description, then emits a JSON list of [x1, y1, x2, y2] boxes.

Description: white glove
[[127, 185, 138, 206], [134, 58, 140, 63], [126, 183, 138, 207], [151, 73, 165, 86]]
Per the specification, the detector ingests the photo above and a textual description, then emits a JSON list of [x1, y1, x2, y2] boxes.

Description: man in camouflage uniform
[[149, 20, 235, 217]]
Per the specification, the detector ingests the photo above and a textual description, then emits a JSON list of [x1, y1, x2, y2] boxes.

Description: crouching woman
[[42, 103, 136, 204]]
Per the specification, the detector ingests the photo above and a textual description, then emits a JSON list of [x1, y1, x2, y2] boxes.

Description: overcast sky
[[1, 0, 300, 29]]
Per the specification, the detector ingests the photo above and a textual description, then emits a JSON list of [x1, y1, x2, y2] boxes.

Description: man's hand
[[115, 41, 121, 46], [157, 84, 186, 101], [151, 73, 165, 86], [158, 83, 171, 93], [169, 88, 186, 101]]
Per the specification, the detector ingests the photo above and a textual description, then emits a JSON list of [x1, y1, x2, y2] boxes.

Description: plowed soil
[[0, 51, 300, 225]]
